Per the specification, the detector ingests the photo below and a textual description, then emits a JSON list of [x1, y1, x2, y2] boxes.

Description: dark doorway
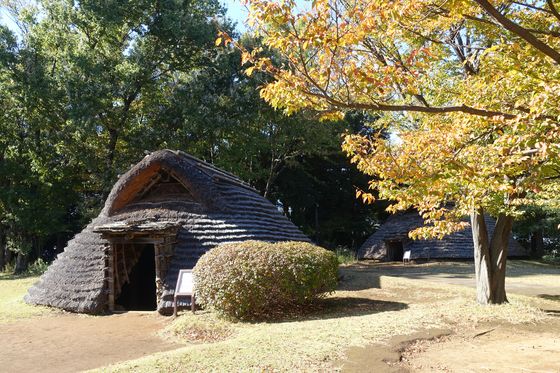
[[386, 241, 404, 261], [116, 244, 157, 311]]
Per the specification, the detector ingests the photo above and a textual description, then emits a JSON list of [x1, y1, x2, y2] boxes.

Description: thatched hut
[[25, 150, 309, 315], [359, 212, 529, 261]]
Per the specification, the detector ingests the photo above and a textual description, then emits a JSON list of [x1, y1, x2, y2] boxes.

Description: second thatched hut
[[359, 212, 529, 261]]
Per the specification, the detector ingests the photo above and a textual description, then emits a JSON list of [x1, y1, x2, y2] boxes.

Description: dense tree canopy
[[0, 0, 228, 271], [243, 0, 560, 304], [0, 0, 379, 272]]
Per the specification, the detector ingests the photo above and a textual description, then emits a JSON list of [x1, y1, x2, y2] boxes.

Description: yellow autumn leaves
[[236, 0, 560, 237]]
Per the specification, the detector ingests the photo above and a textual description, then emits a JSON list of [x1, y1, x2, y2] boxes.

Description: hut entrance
[[115, 244, 157, 311], [386, 241, 404, 261], [93, 221, 180, 313]]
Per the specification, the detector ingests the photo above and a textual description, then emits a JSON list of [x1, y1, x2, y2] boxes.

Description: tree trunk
[[263, 157, 282, 199], [102, 127, 119, 199], [471, 210, 492, 304], [530, 229, 544, 258], [56, 233, 66, 255], [5, 248, 13, 268], [488, 214, 513, 303], [14, 252, 28, 274], [0, 229, 5, 272], [471, 209, 513, 304], [106, 127, 118, 173]]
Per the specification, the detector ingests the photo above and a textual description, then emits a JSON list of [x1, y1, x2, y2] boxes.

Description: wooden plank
[[154, 244, 162, 305], [114, 244, 120, 296], [121, 244, 130, 284], [106, 237, 164, 245], [107, 244, 115, 312], [94, 221, 180, 234]]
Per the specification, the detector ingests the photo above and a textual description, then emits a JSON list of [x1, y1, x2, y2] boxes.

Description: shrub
[[542, 248, 560, 264], [334, 246, 357, 265], [193, 240, 338, 320], [27, 258, 49, 275]]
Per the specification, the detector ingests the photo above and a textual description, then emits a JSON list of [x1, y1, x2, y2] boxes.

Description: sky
[[222, 0, 310, 33], [222, 0, 250, 33], [0, 8, 18, 33]]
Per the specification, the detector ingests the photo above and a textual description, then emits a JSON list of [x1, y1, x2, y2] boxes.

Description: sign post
[[173, 269, 196, 317]]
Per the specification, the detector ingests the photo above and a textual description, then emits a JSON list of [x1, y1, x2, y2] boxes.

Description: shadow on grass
[[537, 294, 560, 316], [338, 263, 473, 291], [342, 260, 560, 288], [537, 294, 560, 302], [258, 297, 409, 324], [318, 296, 408, 317], [0, 272, 38, 281], [338, 267, 381, 291]]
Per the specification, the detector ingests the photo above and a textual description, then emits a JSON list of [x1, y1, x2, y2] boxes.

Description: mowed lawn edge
[[0, 274, 52, 323]]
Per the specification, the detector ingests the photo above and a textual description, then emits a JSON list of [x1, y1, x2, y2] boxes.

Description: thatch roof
[[359, 212, 529, 260], [25, 150, 309, 314]]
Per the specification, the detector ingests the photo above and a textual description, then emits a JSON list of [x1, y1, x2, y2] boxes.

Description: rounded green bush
[[193, 240, 338, 320]]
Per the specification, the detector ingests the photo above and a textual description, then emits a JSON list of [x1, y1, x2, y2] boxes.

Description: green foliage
[[334, 246, 357, 265], [0, 257, 48, 276], [542, 249, 560, 265], [0, 2, 383, 273], [27, 258, 49, 275], [6, 236, 32, 255], [0, 0, 391, 282], [514, 202, 560, 254], [273, 149, 386, 248], [1, 260, 15, 275], [193, 240, 338, 320], [0, 0, 227, 268]]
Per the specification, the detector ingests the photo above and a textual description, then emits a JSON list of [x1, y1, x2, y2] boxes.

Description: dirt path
[[402, 321, 560, 372], [0, 312, 181, 373], [339, 329, 451, 373], [339, 320, 560, 373]]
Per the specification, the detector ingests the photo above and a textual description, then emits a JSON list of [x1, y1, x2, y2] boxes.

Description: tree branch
[[301, 88, 517, 118], [547, 0, 560, 21], [372, 103, 516, 118], [474, 0, 560, 63], [464, 14, 560, 37], [512, 1, 553, 14]]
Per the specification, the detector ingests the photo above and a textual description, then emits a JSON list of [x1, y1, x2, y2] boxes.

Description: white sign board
[[175, 269, 195, 296], [403, 250, 411, 261]]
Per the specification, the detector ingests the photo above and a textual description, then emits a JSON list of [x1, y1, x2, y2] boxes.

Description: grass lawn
[[1, 262, 557, 372], [506, 260, 560, 286], [92, 262, 559, 372], [0, 273, 52, 323]]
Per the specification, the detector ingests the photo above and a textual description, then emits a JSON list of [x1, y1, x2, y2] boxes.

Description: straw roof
[[359, 212, 529, 260], [25, 150, 309, 314]]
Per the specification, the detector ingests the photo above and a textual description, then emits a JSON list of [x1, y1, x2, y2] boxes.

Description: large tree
[[0, 0, 225, 271], [242, 0, 560, 304]]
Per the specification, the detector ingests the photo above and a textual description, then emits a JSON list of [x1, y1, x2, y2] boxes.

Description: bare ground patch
[[0, 312, 181, 373], [399, 320, 560, 372], [338, 328, 452, 373]]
